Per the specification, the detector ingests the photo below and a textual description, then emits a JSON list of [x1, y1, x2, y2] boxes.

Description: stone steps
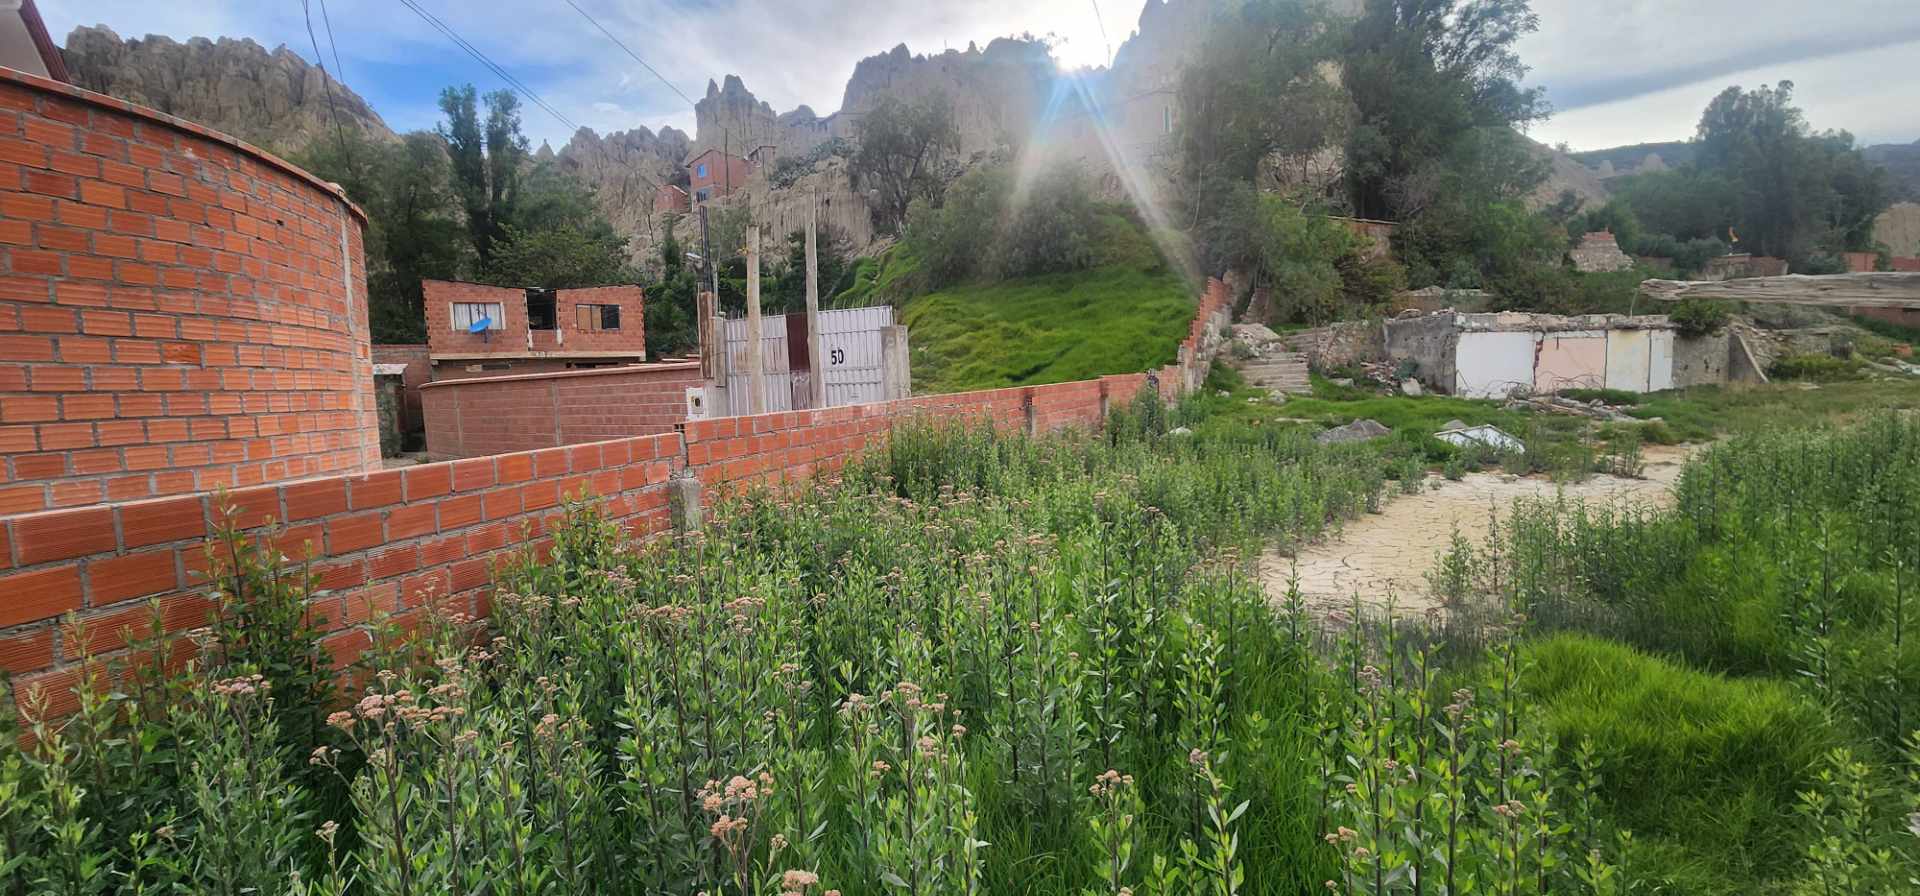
[[1235, 350, 1311, 395]]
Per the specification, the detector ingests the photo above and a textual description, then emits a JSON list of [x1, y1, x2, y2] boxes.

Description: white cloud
[[1529, 38, 1920, 151], [43, 0, 1917, 153], [46, 0, 1147, 147], [1519, 0, 1920, 149]]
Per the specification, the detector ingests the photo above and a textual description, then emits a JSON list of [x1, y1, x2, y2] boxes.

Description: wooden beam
[[1640, 272, 1920, 308]]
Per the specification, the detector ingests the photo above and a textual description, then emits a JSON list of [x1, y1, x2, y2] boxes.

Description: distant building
[[1570, 231, 1634, 273], [687, 148, 752, 202], [653, 183, 690, 214], [423, 279, 648, 378]]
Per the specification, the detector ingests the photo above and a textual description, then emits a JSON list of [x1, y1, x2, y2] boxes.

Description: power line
[[300, 0, 355, 174], [318, 0, 349, 87], [1089, 0, 1113, 65], [559, 0, 698, 110], [396, 0, 579, 131], [558, 0, 733, 181]]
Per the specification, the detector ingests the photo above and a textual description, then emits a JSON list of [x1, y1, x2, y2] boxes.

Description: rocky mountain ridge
[[61, 25, 392, 154]]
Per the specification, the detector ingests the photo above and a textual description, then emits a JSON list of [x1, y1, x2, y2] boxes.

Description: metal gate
[[818, 306, 891, 406], [723, 306, 892, 412]]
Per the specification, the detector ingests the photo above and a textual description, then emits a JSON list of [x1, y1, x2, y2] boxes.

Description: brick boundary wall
[[420, 362, 705, 460], [0, 67, 378, 517], [0, 278, 1232, 719]]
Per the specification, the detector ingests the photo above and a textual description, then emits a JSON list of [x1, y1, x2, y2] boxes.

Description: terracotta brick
[[403, 463, 451, 500], [348, 470, 403, 510], [450, 457, 495, 492], [118, 494, 208, 548], [284, 478, 348, 520], [326, 512, 385, 553], [12, 506, 114, 564], [0, 627, 54, 674], [0, 484, 46, 515], [386, 502, 438, 540], [0, 566, 83, 627], [88, 550, 180, 605]]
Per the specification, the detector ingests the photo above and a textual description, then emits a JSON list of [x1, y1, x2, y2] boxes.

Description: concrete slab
[[1534, 331, 1607, 393], [1605, 329, 1652, 392], [1454, 331, 1535, 398]]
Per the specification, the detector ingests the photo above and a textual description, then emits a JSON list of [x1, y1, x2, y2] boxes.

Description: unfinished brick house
[[423, 279, 648, 379], [685, 147, 753, 202]]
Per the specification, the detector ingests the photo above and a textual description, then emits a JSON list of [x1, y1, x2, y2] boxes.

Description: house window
[[696, 163, 708, 179], [450, 302, 503, 331], [525, 288, 557, 330], [576, 303, 621, 332]]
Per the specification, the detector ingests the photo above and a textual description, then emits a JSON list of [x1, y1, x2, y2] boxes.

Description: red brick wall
[[423, 280, 646, 359], [1892, 257, 1920, 273], [0, 432, 684, 716], [0, 278, 1233, 720], [421, 362, 704, 460], [0, 67, 376, 518], [371, 344, 429, 433], [654, 184, 689, 214]]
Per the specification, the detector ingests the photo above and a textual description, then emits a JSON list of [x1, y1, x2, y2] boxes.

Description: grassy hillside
[[899, 264, 1195, 394]]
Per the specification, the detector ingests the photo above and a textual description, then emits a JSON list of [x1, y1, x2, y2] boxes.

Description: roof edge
[[19, 0, 68, 82]]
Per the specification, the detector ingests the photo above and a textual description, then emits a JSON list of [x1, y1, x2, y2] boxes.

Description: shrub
[[1769, 352, 1865, 382], [1668, 298, 1731, 338]]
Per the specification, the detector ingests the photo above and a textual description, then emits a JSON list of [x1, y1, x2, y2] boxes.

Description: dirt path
[[1259, 445, 1697, 616]]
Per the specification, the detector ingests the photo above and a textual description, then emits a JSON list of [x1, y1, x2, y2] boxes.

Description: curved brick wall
[[0, 68, 376, 515]]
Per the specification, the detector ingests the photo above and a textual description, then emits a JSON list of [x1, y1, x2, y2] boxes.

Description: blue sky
[[41, 0, 1920, 152]]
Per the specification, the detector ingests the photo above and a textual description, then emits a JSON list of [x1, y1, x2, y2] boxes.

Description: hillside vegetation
[[833, 156, 1199, 394], [901, 264, 1193, 393]]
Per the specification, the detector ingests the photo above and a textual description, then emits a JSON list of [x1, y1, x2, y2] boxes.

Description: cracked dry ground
[[1259, 444, 1697, 617]]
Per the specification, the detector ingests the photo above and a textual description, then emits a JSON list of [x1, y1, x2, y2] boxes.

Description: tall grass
[[6, 399, 1916, 895], [1437, 415, 1920, 893]]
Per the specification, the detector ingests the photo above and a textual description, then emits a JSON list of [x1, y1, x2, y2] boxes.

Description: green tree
[[481, 223, 627, 288], [438, 85, 529, 264], [1693, 81, 1887, 259], [1342, 0, 1548, 220], [642, 216, 697, 359], [1609, 168, 1742, 243], [297, 130, 469, 343], [851, 92, 959, 234], [1174, 0, 1349, 198]]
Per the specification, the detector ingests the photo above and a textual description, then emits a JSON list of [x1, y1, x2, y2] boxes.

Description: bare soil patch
[[1259, 444, 1697, 617]]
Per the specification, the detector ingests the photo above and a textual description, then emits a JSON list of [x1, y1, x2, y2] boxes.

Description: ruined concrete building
[[1385, 312, 1737, 399]]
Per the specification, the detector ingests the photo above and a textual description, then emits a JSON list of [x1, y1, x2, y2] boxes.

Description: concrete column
[[804, 201, 827, 409], [881, 324, 911, 400], [745, 224, 765, 415], [668, 474, 704, 533]]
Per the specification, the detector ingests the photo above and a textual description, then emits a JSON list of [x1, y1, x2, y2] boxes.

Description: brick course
[[421, 362, 704, 460], [0, 68, 378, 515], [0, 277, 1232, 721]]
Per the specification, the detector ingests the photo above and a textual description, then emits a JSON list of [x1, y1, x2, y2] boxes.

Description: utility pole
[[699, 204, 718, 298], [745, 223, 765, 415], [805, 198, 826, 409]]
